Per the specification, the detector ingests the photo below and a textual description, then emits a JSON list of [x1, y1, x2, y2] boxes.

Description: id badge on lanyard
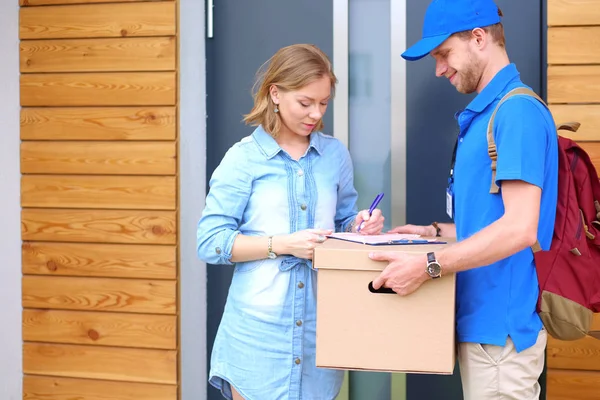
[[447, 139, 458, 220]]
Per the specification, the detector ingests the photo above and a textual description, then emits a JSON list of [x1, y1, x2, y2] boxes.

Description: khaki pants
[[457, 330, 547, 400]]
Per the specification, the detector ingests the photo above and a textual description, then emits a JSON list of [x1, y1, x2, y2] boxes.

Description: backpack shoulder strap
[[486, 88, 546, 254], [487, 87, 545, 194]]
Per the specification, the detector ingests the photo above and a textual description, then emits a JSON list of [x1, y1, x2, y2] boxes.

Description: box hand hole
[[368, 281, 395, 294]]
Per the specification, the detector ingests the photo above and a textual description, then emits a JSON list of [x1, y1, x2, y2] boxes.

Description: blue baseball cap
[[402, 0, 501, 61]]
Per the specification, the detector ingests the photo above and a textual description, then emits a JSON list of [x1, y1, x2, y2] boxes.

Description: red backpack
[[488, 87, 600, 341]]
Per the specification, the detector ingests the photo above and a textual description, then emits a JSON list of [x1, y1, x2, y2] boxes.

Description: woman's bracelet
[[345, 220, 356, 233]]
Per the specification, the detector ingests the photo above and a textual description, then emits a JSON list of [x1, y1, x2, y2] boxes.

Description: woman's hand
[[354, 209, 384, 235], [274, 229, 333, 260]]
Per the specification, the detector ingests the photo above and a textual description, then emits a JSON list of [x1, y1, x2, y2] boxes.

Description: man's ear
[[471, 27, 487, 49], [269, 85, 280, 105]]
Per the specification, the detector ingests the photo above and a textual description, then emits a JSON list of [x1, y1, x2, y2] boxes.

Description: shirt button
[[296, 320, 303, 327], [300, 204, 307, 211], [459, 138, 464, 143], [295, 358, 301, 365], [298, 282, 304, 289], [298, 170, 304, 176], [215, 247, 222, 254]]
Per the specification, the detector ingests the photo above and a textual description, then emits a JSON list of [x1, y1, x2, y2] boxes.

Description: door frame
[[332, 0, 408, 398], [179, 0, 208, 398], [332, 0, 407, 228]]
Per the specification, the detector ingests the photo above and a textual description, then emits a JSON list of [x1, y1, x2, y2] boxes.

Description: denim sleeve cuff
[[339, 216, 356, 233], [199, 229, 241, 265], [219, 230, 241, 265]]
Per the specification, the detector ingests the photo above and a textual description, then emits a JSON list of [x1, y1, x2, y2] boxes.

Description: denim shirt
[[197, 125, 358, 400]]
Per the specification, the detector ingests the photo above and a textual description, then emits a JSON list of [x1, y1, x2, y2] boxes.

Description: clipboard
[[326, 232, 447, 246]]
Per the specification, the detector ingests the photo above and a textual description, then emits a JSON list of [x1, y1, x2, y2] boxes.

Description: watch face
[[267, 252, 277, 259], [427, 262, 442, 277]]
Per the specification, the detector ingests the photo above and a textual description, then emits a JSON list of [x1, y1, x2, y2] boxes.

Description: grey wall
[[179, 0, 208, 398], [0, 2, 22, 399]]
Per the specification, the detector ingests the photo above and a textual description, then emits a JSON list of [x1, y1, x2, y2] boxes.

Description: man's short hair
[[454, 8, 505, 48]]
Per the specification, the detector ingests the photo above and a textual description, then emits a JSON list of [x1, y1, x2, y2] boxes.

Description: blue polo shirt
[[453, 64, 558, 352]]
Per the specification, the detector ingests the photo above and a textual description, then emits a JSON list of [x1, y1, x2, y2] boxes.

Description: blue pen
[[357, 192, 384, 232]]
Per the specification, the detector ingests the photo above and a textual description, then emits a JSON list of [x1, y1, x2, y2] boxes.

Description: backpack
[[487, 87, 600, 341]]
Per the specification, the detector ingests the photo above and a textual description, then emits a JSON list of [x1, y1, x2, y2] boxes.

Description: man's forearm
[[436, 217, 536, 274], [437, 223, 456, 238]]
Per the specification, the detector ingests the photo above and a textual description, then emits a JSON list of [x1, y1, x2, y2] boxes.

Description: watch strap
[[268, 236, 274, 255], [427, 251, 436, 263]]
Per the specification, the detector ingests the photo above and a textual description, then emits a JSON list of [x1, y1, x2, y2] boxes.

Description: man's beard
[[455, 53, 482, 94]]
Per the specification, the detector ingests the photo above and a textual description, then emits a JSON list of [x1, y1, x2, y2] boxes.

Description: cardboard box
[[313, 238, 456, 374]]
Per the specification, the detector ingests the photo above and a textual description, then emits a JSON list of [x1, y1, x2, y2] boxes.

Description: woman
[[197, 44, 384, 400]]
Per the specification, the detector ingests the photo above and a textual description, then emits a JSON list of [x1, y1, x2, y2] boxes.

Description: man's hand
[[388, 224, 436, 236], [369, 251, 430, 296]]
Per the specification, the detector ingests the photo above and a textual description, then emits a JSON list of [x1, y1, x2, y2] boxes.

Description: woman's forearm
[[230, 234, 289, 263]]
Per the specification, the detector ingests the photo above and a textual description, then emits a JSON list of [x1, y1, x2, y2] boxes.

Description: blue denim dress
[[197, 126, 359, 400]]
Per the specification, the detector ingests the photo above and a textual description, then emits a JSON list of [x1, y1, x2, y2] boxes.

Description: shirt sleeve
[[334, 143, 359, 232], [493, 96, 552, 189], [196, 143, 252, 265]]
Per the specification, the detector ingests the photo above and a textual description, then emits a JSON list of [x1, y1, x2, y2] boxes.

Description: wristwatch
[[426, 252, 442, 279], [267, 236, 277, 259]]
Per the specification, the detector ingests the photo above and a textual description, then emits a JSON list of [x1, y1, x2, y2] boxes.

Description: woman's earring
[[274, 105, 279, 113]]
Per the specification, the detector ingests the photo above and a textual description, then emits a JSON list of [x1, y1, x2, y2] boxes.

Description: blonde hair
[[243, 44, 337, 136]]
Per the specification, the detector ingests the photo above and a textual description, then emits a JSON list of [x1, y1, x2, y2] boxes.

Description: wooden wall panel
[[20, 72, 176, 106], [579, 142, 600, 172], [22, 242, 176, 280], [548, 0, 600, 27], [548, 27, 600, 65], [22, 276, 177, 314], [547, 335, 600, 371], [23, 309, 176, 349], [21, 209, 176, 244], [19, 0, 180, 395], [21, 141, 176, 175], [21, 107, 176, 141], [592, 313, 600, 331], [23, 376, 177, 400], [23, 343, 177, 384], [546, 4, 600, 399], [548, 66, 600, 104], [19, 2, 176, 39], [21, 175, 177, 209], [547, 369, 600, 400], [551, 105, 600, 142], [20, 37, 176, 73], [21, 0, 175, 5]]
